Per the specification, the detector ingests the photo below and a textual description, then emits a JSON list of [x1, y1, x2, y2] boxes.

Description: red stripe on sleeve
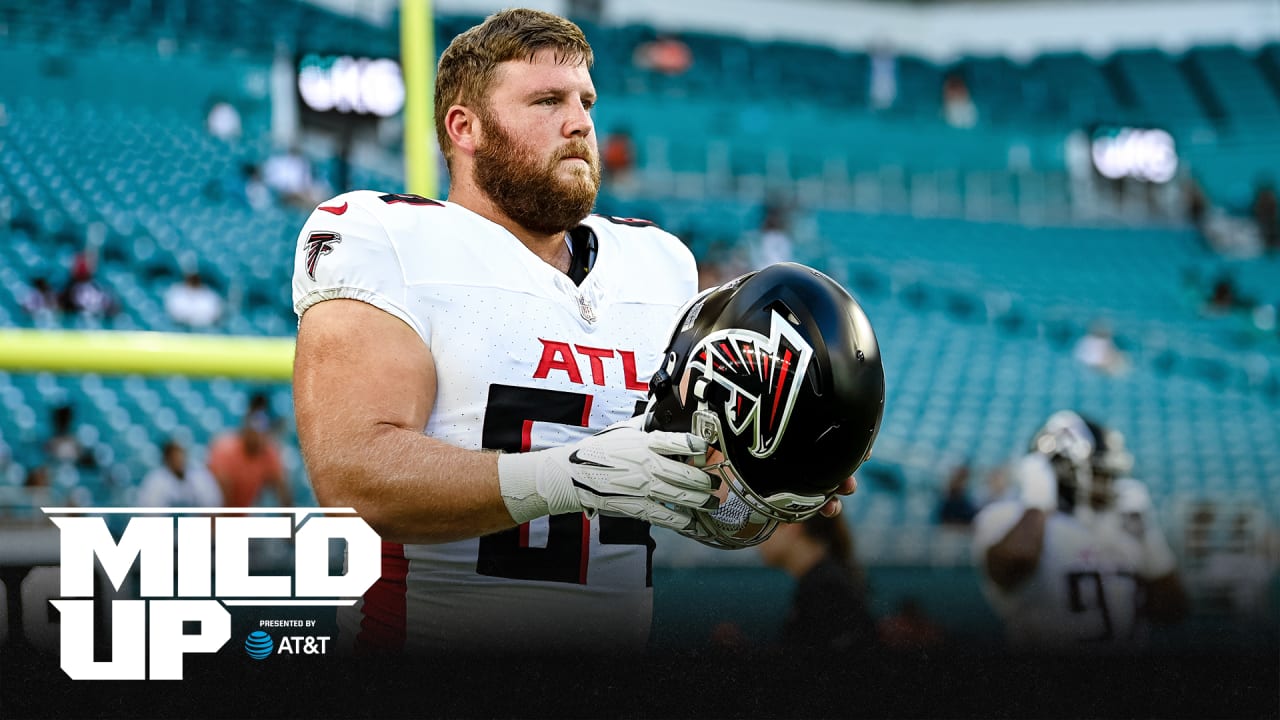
[[520, 419, 534, 452]]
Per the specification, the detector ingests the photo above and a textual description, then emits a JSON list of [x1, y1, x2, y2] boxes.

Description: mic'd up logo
[[245, 631, 274, 660], [42, 507, 380, 680]]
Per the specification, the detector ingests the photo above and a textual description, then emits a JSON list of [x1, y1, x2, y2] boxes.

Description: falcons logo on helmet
[[689, 310, 813, 459], [304, 231, 341, 281]]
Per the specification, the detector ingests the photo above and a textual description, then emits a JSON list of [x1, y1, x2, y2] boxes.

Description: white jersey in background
[[292, 191, 697, 655], [973, 498, 1146, 651], [136, 464, 222, 508]]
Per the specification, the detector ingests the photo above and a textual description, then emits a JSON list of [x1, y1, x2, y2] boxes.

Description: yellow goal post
[[0, 329, 294, 381]]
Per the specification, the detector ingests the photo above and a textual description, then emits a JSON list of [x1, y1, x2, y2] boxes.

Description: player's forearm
[[986, 508, 1047, 590], [304, 424, 516, 544]]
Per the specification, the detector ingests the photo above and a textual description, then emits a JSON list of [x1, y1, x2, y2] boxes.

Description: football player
[[973, 411, 1185, 651], [290, 10, 857, 656]]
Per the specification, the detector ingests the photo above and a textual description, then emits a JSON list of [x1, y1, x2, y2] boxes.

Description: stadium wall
[[411, 0, 1280, 60]]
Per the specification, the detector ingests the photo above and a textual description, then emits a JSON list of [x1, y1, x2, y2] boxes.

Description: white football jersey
[[973, 499, 1147, 651], [292, 191, 698, 655]]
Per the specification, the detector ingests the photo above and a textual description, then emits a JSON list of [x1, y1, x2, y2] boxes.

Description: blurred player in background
[[973, 411, 1186, 651], [291, 8, 857, 658]]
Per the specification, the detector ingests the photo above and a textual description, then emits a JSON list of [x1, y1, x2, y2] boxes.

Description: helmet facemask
[[682, 408, 827, 549]]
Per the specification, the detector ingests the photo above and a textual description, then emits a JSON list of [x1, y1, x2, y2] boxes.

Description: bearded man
[[290, 8, 852, 658]]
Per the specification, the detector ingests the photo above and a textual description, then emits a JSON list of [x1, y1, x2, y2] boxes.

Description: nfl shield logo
[[578, 295, 597, 323]]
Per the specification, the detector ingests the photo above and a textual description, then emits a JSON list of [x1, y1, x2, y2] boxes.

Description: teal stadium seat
[[2, 2, 1278, 534], [1108, 49, 1213, 133], [1185, 46, 1280, 132]]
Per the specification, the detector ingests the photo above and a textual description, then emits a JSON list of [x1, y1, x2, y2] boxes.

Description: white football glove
[[497, 416, 718, 531], [1015, 453, 1059, 512]]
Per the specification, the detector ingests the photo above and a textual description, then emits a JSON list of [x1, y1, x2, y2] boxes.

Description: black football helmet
[[1030, 410, 1133, 515], [646, 263, 885, 548]]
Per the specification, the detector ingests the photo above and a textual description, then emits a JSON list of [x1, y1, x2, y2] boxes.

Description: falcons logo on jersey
[[304, 231, 341, 281], [689, 311, 813, 459]]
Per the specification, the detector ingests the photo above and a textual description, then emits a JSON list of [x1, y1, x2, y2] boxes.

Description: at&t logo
[[245, 632, 274, 660], [244, 630, 329, 659]]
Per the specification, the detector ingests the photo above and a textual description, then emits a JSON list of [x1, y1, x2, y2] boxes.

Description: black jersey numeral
[[476, 385, 653, 585]]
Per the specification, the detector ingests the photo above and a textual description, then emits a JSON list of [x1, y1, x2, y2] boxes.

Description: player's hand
[[498, 416, 719, 531], [1015, 453, 1058, 512], [817, 448, 866, 518], [818, 475, 858, 518]]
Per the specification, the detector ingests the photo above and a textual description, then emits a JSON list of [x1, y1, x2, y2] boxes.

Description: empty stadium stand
[[1, 1, 1278, 557]]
